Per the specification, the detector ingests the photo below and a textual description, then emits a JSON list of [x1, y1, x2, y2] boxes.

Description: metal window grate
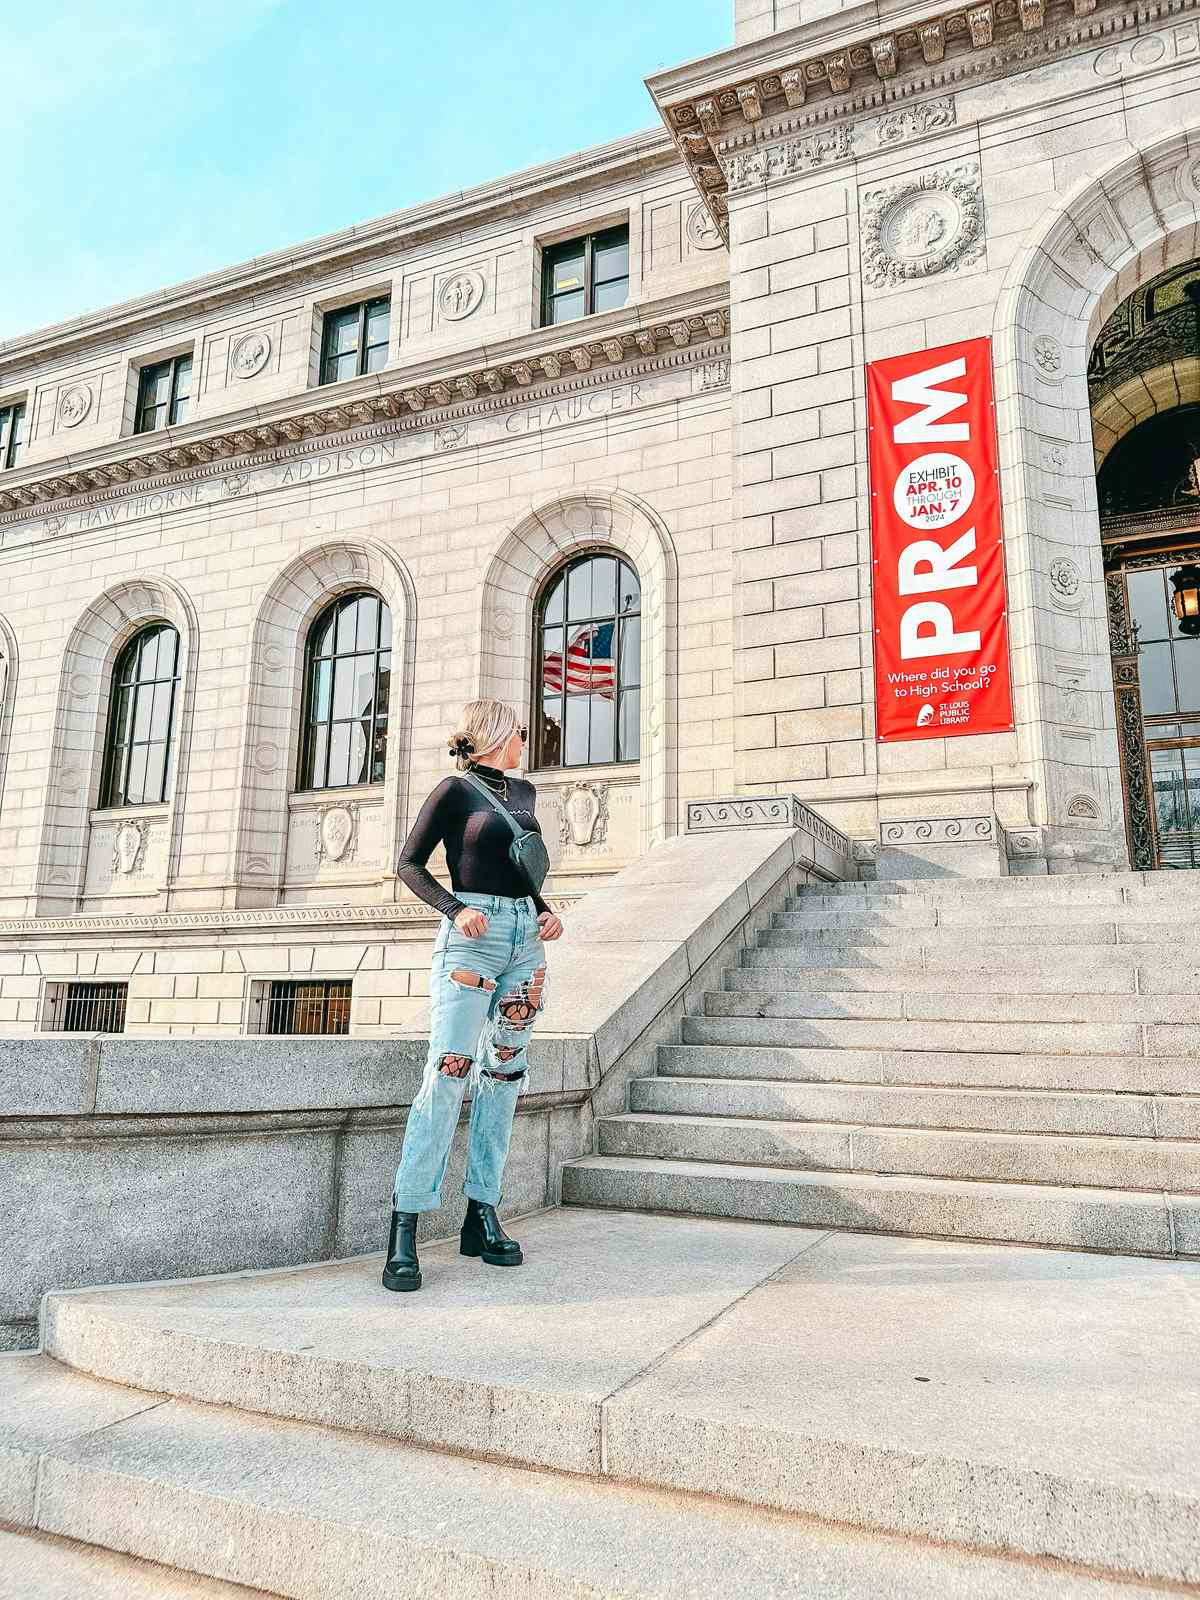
[[262, 980, 352, 1036], [52, 982, 128, 1034]]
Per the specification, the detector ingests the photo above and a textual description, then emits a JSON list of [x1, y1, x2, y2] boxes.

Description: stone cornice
[[0, 896, 581, 942], [0, 127, 678, 378], [647, 0, 1149, 239], [0, 294, 730, 521]]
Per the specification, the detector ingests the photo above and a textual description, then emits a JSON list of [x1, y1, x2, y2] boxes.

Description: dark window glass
[[541, 225, 629, 327], [55, 982, 127, 1034], [135, 355, 192, 434], [0, 402, 26, 469], [532, 552, 640, 769], [300, 591, 391, 790], [100, 624, 181, 807], [263, 980, 352, 1035], [319, 297, 391, 386]]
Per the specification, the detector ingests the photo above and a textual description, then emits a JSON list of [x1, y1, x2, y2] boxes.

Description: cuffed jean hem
[[392, 1191, 442, 1213], [463, 1179, 501, 1206]]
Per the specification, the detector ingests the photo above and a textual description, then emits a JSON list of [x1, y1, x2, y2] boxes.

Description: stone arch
[[231, 538, 417, 903], [33, 575, 199, 913], [1091, 360, 1200, 467], [478, 488, 679, 849], [991, 124, 1200, 861]]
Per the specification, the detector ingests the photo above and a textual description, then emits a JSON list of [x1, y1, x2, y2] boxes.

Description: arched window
[[532, 552, 640, 768], [299, 591, 391, 790], [100, 624, 181, 807]]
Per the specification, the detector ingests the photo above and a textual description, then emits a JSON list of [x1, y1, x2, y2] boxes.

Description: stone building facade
[[0, 0, 1194, 1032]]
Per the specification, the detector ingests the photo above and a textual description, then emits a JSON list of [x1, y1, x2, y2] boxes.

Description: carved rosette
[[861, 161, 984, 288], [1049, 557, 1082, 608], [559, 782, 610, 849]]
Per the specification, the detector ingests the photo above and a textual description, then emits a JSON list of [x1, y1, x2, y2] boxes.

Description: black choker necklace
[[467, 762, 508, 799]]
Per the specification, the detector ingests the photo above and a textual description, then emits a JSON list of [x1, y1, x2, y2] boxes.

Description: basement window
[[45, 981, 128, 1033], [252, 979, 352, 1036]]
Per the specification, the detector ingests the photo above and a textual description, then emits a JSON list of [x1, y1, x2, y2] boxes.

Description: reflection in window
[[533, 553, 640, 769], [1127, 565, 1200, 717], [100, 625, 182, 807], [135, 354, 192, 434], [540, 226, 629, 327], [319, 297, 390, 385], [1150, 746, 1200, 867], [0, 402, 26, 469], [300, 592, 391, 790]]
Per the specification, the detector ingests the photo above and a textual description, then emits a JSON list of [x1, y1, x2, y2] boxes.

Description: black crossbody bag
[[459, 772, 550, 895]]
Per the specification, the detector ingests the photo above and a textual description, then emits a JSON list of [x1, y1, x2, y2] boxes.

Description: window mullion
[[357, 302, 368, 377], [584, 234, 595, 317]]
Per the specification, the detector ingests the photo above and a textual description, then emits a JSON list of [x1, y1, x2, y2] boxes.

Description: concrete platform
[[37, 1209, 1200, 1586]]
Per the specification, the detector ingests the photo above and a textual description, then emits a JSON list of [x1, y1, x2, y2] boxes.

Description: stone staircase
[[563, 871, 1200, 1256]]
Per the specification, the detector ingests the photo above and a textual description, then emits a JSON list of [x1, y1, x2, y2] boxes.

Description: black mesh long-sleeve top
[[395, 763, 551, 921]]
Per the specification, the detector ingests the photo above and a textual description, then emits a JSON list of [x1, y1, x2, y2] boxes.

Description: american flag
[[543, 621, 616, 699]]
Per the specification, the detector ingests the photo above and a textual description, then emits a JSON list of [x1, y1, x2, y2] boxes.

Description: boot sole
[[381, 1270, 422, 1292], [460, 1240, 523, 1267]]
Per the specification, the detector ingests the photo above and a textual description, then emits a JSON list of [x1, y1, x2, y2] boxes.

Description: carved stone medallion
[[686, 201, 723, 251], [1067, 793, 1101, 820], [559, 781, 610, 848], [438, 270, 485, 322], [231, 330, 272, 379], [435, 424, 468, 451], [861, 162, 984, 287], [223, 473, 251, 497], [318, 803, 357, 864], [1049, 557, 1082, 604], [58, 384, 93, 428], [1032, 334, 1064, 379], [113, 820, 149, 877]]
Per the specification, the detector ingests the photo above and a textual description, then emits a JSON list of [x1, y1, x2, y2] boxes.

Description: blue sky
[[0, 1, 731, 343]]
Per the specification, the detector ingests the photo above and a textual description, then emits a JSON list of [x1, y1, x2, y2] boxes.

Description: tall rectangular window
[[541, 225, 629, 327], [0, 402, 25, 469], [320, 297, 390, 385], [135, 354, 192, 434]]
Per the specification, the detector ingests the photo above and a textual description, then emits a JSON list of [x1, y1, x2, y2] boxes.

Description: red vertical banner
[[867, 336, 1014, 743]]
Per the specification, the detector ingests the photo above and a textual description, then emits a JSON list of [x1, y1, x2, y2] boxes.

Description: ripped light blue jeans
[[393, 892, 548, 1213]]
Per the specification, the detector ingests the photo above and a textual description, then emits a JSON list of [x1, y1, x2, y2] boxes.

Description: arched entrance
[[1090, 264, 1200, 868]]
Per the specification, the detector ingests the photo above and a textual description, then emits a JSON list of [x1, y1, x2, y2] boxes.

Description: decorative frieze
[[0, 309, 729, 527], [725, 127, 851, 192], [0, 897, 582, 942], [880, 816, 998, 844], [686, 795, 851, 858], [657, 0, 1139, 239], [861, 160, 984, 288], [1, 352, 727, 548]]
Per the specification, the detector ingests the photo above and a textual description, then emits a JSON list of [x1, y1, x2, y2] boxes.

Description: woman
[[383, 697, 563, 1293]]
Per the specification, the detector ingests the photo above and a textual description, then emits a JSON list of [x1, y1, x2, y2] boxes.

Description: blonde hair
[[447, 698, 520, 771]]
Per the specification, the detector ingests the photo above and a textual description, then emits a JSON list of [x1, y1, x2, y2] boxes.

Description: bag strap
[[458, 771, 526, 842]]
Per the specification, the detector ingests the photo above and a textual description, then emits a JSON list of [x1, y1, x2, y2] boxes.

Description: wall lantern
[[1170, 564, 1200, 637]]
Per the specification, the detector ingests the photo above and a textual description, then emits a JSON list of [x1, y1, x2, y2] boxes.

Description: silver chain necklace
[[468, 763, 509, 801]]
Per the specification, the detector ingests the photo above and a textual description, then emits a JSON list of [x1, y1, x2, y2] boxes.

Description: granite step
[[813, 871, 1200, 897], [634, 1071, 1200, 1138], [657, 1042, 1200, 1095], [562, 1154, 1196, 1255], [0, 1527, 282, 1599], [741, 944, 1199, 976], [729, 959, 1158, 993], [775, 904, 1200, 929], [682, 1012, 1168, 1056], [26, 1214, 1200, 1591], [706, 987, 1200, 1025], [757, 926, 1196, 949], [598, 1111, 1200, 1190]]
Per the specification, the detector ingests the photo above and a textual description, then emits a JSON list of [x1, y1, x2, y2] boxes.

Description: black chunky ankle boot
[[460, 1198, 522, 1267], [382, 1208, 422, 1292]]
